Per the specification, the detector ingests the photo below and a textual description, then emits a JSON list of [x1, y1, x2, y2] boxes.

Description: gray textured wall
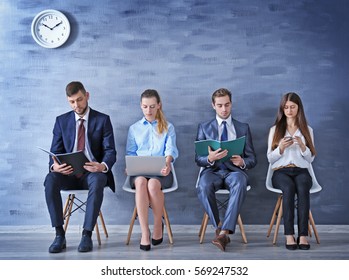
[[0, 0, 348, 227]]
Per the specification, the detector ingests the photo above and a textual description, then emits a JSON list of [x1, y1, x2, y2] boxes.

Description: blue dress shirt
[[126, 117, 179, 161]]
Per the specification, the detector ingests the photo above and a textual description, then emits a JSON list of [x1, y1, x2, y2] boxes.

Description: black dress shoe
[[285, 237, 297, 250], [49, 235, 66, 253], [297, 236, 310, 250], [78, 234, 93, 252], [140, 244, 151, 251], [152, 223, 164, 246]]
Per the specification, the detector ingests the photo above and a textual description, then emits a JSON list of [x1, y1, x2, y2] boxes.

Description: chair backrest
[[122, 162, 178, 194], [265, 163, 322, 194], [195, 167, 251, 193]]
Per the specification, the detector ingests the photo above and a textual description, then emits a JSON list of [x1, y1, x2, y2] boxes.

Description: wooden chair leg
[[63, 194, 75, 232], [267, 195, 282, 237], [95, 221, 101, 246], [308, 222, 313, 237], [199, 213, 209, 244], [62, 194, 71, 218], [273, 198, 283, 245], [309, 210, 320, 244], [163, 205, 173, 244], [198, 214, 207, 237], [237, 214, 247, 244], [99, 211, 108, 238], [126, 206, 138, 245]]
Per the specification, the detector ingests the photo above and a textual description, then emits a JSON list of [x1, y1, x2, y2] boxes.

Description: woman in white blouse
[[267, 92, 316, 250]]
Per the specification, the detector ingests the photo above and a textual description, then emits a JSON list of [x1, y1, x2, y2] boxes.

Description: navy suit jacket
[[48, 108, 117, 192], [195, 117, 257, 178]]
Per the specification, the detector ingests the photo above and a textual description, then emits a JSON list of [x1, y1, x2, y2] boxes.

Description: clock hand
[[52, 21, 63, 29], [42, 23, 53, 30]]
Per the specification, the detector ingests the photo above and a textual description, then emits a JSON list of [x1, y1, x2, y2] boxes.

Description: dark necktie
[[221, 121, 228, 141], [77, 119, 85, 152], [219, 121, 228, 170], [76, 119, 85, 178]]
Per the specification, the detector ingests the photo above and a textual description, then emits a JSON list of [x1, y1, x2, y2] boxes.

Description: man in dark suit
[[44, 81, 116, 253], [195, 88, 257, 251]]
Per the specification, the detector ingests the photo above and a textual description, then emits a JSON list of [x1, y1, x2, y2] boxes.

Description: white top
[[267, 125, 315, 169]]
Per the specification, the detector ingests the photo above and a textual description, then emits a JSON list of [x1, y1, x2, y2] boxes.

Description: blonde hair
[[141, 89, 168, 134]]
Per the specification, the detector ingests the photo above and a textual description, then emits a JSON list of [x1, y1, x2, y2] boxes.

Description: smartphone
[[284, 136, 293, 141]]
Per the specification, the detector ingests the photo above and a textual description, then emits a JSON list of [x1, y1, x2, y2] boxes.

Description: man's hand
[[207, 146, 228, 163], [52, 156, 74, 175], [83, 162, 106, 173], [230, 155, 244, 167]]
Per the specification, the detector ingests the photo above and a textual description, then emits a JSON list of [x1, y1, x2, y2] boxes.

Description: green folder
[[194, 136, 246, 162]]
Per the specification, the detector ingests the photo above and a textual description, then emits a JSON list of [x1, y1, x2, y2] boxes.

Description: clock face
[[31, 10, 71, 48]]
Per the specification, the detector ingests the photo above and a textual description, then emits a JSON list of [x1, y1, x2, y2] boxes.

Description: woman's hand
[[161, 155, 173, 176], [279, 137, 294, 154], [293, 136, 307, 152], [161, 163, 171, 176]]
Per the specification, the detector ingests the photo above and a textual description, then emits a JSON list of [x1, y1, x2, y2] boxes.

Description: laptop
[[125, 156, 166, 176]]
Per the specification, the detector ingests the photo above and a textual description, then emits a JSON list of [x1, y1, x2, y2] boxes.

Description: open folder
[[37, 147, 89, 175], [194, 136, 246, 163]]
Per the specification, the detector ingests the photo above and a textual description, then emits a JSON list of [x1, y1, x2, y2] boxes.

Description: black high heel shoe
[[140, 228, 151, 251], [297, 236, 310, 250], [140, 244, 151, 251], [285, 236, 297, 250], [152, 222, 164, 246]]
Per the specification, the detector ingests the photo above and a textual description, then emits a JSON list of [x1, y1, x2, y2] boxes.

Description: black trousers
[[272, 167, 312, 236], [44, 172, 107, 232]]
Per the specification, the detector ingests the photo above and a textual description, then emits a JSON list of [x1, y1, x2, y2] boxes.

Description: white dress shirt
[[216, 115, 236, 140]]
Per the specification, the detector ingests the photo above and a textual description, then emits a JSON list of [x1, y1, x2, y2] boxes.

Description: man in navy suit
[[44, 81, 116, 253], [195, 88, 257, 251]]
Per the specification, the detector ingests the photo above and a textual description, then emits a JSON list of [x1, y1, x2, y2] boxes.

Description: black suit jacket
[[49, 108, 117, 191]]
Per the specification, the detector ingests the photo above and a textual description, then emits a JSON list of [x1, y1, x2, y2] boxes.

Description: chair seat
[[60, 189, 108, 246]]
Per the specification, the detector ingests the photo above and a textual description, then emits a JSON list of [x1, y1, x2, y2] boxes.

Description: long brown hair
[[272, 92, 316, 156], [141, 89, 168, 134]]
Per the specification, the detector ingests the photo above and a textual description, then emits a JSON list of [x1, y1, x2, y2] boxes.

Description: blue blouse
[[126, 117, 179, 161]]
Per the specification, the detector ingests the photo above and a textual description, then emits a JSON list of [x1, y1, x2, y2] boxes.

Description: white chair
[[61, 189, 108, 246], [196, 167, 251, 244], [265, 163, 322, 244], [122, 163, 178, 245]]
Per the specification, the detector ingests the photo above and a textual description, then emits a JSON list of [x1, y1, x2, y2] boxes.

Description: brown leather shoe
[[212, 234, 231, 251]]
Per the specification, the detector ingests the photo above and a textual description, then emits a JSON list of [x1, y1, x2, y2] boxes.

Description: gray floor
[[1, 225, 348, 260]]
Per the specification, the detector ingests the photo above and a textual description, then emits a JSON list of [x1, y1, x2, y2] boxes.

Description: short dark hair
[[211, 88, 232, 104], [65, 81, 86, 97]]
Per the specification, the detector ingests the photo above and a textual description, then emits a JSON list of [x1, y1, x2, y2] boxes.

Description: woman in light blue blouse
[[267, 92, 316, 250], [126, 89, 178, 251]]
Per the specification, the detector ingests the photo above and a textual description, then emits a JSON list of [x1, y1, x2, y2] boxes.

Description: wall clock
[[31, 9, 71, 48]]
